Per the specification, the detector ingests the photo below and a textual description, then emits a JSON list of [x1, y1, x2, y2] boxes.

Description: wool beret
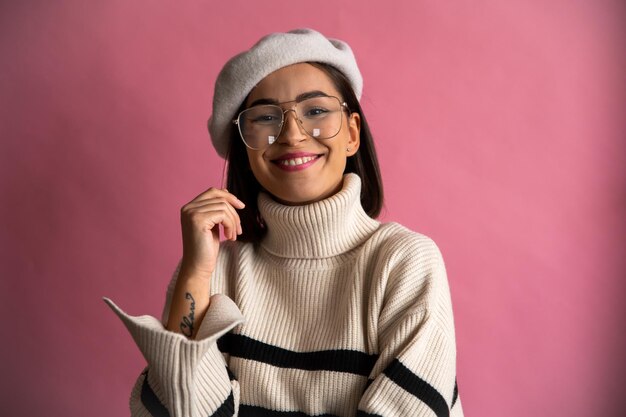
[[208, 28, 363, 158]]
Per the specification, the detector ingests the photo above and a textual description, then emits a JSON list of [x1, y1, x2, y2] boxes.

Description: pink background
[[1, 1, 624, 416]]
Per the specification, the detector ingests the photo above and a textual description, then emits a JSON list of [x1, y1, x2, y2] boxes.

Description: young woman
[[105, 28, 463, 417]]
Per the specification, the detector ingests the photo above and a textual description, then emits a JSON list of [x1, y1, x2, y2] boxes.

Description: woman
[[105, 28, 463, 417]]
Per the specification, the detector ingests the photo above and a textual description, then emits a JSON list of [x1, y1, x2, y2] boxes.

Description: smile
[[271, 153, 322, 171], [278, 156, 317, 166]]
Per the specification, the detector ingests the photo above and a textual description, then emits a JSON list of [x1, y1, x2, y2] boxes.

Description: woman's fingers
[[182, 191, 244, 237], [186, 201, 241, 240], [189, 187, 245, 209], [184, 198, 242, 233], [178, 187, 246, 278], [186, 190, 244, 239]]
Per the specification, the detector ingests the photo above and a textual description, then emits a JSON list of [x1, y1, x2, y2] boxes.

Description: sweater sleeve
[[357, 235, 463, 417], [103, 268, 245, 417]]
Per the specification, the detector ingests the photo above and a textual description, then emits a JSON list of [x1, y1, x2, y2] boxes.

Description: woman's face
[[244, 63, 360, 205]]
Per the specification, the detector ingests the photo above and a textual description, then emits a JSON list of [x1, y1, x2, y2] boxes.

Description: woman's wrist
[[178, 262, 213, 283]]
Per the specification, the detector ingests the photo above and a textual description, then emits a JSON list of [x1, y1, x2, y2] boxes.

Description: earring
[[346, 147, 351, 152]]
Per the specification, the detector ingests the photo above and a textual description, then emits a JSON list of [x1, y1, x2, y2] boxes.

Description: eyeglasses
[[233, 95, 349, 151]]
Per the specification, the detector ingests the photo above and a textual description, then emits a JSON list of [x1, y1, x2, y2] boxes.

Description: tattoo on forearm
[[180, 292, 196, 337]]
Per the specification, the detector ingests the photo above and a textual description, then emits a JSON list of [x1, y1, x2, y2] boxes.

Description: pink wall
[[1, 1, 624, 416]]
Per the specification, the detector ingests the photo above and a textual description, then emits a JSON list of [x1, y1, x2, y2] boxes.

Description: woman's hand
[[179, 188, 245, 281], [166, 188, 244, 337]]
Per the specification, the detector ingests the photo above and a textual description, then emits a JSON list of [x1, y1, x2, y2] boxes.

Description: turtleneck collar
[[257, 173, 380, 259]]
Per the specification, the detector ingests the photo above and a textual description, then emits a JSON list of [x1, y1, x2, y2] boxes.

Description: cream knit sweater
[[104, 174, 463, 417]]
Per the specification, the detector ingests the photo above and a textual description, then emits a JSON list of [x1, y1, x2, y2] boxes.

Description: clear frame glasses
[[233, 95, 349, 151]]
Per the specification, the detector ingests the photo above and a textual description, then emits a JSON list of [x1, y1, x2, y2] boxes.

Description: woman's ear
[[346, 112, 361, 156]]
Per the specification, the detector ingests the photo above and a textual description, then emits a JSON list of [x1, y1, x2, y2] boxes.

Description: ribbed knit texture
[[105, 174, 463, 417]]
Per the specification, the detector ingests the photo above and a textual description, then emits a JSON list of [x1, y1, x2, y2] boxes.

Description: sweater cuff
[[103, 294, 245, 364], [104, 295, 243, 416]]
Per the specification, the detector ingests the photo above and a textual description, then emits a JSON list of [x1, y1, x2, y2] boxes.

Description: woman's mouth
[[271, 153, 322, 171]]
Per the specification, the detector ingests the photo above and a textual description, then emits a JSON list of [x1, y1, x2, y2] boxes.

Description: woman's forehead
[[247, 63, 340, 104]]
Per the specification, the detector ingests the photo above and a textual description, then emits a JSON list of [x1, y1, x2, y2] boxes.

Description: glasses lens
[[296, 96, 343, 139], [238, 105, 283, 149]]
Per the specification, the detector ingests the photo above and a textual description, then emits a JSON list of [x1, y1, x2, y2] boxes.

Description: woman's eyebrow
[[247, 90, 330, 108], [295, 90, 329, 101]]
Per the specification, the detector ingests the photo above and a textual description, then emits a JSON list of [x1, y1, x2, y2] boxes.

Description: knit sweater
[[104, 173, 463, 417]]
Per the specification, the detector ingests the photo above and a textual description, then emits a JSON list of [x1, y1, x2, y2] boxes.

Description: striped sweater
[[104, 173, 463, 417]]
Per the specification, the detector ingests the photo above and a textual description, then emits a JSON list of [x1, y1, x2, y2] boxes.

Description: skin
[[166, 63, 360, 338]]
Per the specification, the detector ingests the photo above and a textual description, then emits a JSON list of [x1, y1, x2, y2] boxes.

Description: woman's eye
[[252, 114, 279, 123], [304, 107, 329, 117]]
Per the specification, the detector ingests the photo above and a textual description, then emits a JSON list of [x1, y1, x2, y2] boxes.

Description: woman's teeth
[[278, 156, 316, 166]]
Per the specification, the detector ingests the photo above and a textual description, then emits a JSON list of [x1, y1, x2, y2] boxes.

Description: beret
[[208, 28, 362, 158]]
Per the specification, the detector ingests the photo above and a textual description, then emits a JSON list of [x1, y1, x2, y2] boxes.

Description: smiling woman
[[104, 28, 463, 417]]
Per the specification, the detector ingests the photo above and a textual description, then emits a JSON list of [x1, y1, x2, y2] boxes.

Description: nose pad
[[277, 109, 307, 144]]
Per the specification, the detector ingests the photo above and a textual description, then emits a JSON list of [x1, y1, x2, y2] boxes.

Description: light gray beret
[[208, 28, 363, 158]]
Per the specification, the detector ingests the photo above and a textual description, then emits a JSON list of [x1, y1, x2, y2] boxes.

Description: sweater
[[104, 173, 463, 417]]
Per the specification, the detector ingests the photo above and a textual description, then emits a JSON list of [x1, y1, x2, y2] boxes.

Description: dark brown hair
[[225, 62, 384, 243]]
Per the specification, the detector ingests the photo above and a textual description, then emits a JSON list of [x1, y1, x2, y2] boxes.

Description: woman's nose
[[277, 109, 307, 145]]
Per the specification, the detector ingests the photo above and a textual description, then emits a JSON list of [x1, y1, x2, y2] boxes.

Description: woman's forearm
[[165, 268, 211, 339]]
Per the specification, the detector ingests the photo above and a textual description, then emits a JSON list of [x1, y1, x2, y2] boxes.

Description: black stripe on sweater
[[239, 405, 341, 417], [218, 333, 378, 377], [451, 378, 459, 408], [356, 412, 382, 417], [383, 359, 449, 417], [140, 370, 235, 417], [211, 390, 235, 417], [140, 370, 170, 417]]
